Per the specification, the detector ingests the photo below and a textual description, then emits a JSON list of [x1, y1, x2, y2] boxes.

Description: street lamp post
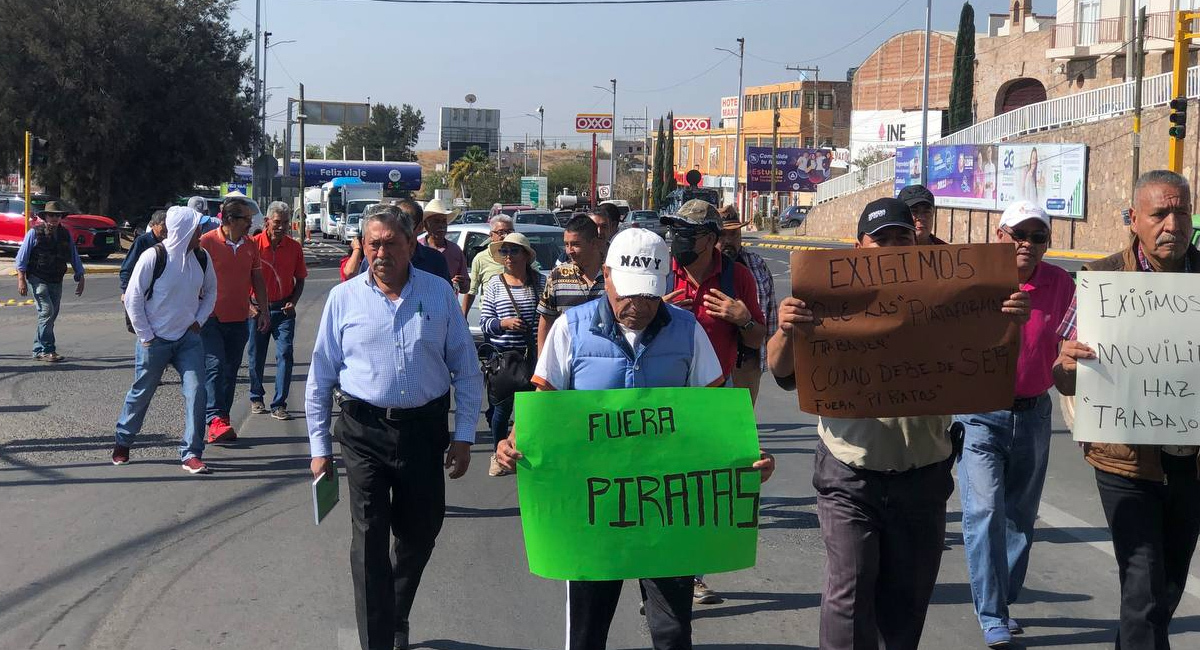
[[538, 105, 545, 176], [717, 39, 745, 218], [594, 81, 617, 201]]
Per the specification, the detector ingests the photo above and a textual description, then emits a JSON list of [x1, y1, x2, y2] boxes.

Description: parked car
[[513, 210, 559, 227], [338, 212, 363, 243], [553, 209, 575, 227], [780, 205, 808, 228], [621, 210, 670, 239], [446, 222, 565, 346], [458, 209, 491, 224], [489, 204, 533, 218], [0, 195, 121, 260]]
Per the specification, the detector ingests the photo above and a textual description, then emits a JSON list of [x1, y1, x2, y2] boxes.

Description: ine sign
[[576, 114, 614, 133]]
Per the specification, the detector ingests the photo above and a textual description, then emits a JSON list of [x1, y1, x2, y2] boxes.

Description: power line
[[334, 0, 758, 4], [789, 0, 913, 65], [625, 53, 733, 94]]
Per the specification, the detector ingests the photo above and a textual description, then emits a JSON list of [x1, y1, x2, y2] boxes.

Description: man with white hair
[[247, 201, 308, 420], [113, 206, 218, 474], [188, 196, 221, 235], [955, 201, 1074, 649]]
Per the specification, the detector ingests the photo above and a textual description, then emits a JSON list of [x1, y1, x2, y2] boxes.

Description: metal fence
[[815, 63, 1200, 205]]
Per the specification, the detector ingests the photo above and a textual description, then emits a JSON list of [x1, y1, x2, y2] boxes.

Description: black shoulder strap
[[145, 243, 168, 301], [194, 247, 208, 273], [719, 256, 736, 301]]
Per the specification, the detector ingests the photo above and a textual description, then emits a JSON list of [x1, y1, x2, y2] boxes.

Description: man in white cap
[[954, 200, 1073, 648], [495, 228, 775, 650], [114, 206, 218, 474]]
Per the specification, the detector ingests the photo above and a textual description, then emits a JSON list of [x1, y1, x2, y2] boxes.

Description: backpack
[[124, 243, 209, 334]]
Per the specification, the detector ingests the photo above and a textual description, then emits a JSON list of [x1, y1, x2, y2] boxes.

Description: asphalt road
[[0, 240, 1195, 650]]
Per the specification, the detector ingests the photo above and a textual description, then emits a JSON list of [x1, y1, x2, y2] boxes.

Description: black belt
[[1012, 393, 1046, 412], [268, 300, 289, 310], [341, 391, 450, 423]]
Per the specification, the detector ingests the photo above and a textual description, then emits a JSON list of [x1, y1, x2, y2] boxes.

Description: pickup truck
[[0, 194, 121, 260]]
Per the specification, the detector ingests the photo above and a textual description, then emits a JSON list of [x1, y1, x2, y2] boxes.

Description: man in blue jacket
[[496, 228, 775, 650], [120, 209, 168, 298]]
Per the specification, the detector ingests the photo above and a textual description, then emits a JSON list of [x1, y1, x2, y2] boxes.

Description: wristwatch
[[739, 317, 755, 331]]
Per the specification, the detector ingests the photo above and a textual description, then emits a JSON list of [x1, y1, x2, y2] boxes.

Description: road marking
[[1037, 501, 1200, 601]]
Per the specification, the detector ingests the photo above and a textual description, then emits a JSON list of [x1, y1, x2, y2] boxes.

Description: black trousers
[[567, 577, 693, 650], [335, 393, 451, 650], [812, 441, 954, 650], [1096, 453, 1200, 650]]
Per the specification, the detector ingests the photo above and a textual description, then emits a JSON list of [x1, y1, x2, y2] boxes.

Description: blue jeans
[[490, 395, 514, 452], [114, 331, 206, 461], [247, 309, 296, 409], [201, 317, 250, 424], [29, 277, 63, 355], [955, 393, 1053, 633]]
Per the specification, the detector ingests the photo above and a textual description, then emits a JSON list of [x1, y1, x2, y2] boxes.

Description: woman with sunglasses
[[480, 232, 546, 477]]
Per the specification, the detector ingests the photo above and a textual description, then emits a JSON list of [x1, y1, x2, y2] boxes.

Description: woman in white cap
[[480, 232, 546, 476]]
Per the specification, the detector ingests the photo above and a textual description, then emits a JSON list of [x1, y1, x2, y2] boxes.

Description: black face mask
[[670, 230, 702, 266]]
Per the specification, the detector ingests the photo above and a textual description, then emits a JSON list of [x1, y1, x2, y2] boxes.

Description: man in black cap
[[897, 184, 947, 245], [15, 201, 86, 362], [765, 197, 1029, 650]]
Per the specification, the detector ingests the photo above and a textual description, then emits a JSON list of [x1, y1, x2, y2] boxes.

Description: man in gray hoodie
[[114, 206, 218, 474]]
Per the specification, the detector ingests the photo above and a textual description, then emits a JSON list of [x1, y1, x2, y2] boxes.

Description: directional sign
[[576, 114, 614, 133]]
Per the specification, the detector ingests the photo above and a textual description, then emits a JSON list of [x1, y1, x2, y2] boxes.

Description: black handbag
[[482, 277, 536, 402]]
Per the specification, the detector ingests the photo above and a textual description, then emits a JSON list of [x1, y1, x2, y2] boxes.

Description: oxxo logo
[[673, 117, 711, 131], [576, 114, 613, 133]]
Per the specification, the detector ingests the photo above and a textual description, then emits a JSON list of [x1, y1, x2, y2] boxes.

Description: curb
[[761, 234, 856, 244], [5, 265, 122, 277], [0, 299, 36, 307]]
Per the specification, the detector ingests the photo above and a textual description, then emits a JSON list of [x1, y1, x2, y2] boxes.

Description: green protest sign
[[513, 387, 762, 581]]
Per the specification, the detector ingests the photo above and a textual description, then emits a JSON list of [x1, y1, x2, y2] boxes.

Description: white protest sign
[[1075, 271, 1200, 444]]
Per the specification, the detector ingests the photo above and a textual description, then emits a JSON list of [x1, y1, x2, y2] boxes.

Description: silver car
[[339, 212, 363, 243]]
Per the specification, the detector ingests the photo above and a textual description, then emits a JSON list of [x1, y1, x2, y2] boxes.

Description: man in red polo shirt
[[200, 196, 271, 444], [660, 199, 766, 606], [247, 202, 308, 421]]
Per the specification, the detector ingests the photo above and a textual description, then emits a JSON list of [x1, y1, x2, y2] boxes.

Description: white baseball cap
[[605, 228, 670, 297], [999, 200, 1050, 229]]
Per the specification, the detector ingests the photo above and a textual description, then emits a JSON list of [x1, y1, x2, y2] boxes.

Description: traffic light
[[1169, 98, 1188, 139], [30, 137, 49, 166]]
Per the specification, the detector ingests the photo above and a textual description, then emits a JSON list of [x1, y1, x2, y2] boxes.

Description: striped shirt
[[736, 249, 778, 372], [537, 263, 606, 319], [481, 273, 546, 350], [305, 265, 483, 456]]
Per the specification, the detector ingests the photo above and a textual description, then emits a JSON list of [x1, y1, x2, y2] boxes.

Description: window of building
[[744, 94, 752, 111], [780, 93, 790, 109], [1077, 0, 1100, 46], [781, 137, 800, 148], [822, 137, 834, 148], [803, 137, 814, 148], [791, 90, 802, 107], [804, 92, 815, 109], [818, 93, 834, 110]]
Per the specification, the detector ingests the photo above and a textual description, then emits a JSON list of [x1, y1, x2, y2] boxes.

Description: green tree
[[948, 2, 976, 133], [328, 103, 424, 161], [663, 112, 678, 200], [651, 118, 665, 210], [547, 161, 591, 196], [449, 146, 492, 199], [0, 0, 256, 218], [418, 169, 449, 201]]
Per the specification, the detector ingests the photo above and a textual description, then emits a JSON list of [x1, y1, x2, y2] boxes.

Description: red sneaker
[[206, 417, 237, 444], [181, 457, 212, 474]]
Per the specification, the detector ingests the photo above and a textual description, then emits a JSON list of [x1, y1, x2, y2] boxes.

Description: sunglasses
[[1003, 226, 1049, 245], [225, 214, 251, 222], [498, 245, 525, 257]]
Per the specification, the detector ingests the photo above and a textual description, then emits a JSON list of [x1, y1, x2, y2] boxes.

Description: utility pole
[[920, 0, 933, 183], [254, 0, 261, 148], [610, 79, 617, 200], [262, 31, 270, 157], [771, 100, 780, 233], [643, 106, 650, 209], [1168, 9, 1200, 173], [538, 105, 545, 177], [298, 83, 306, 199], [22, 131, 31, 233], [786, 65, 820, 148], [1131, 7, 1147, 190]]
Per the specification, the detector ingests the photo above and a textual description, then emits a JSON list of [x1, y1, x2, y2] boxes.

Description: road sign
[[521, 176, 549, 209], [299, 100, 370, 127], [597, 185, 611, 199], [576, 114, 614, 133]]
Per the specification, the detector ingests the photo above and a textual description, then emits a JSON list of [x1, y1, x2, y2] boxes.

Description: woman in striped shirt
[[480, 233, 546, 477]]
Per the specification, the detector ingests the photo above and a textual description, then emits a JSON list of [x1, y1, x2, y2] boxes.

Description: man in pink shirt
[[955, 201, 1075, 649], [418, 199, 468, 293]]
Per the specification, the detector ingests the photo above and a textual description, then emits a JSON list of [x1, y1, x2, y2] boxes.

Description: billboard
[[720, 96, 740, 119], [996, 143, 1087, 218], [576, 114, 613, 133], [520, 176, 548, 209], [850, 110, 942, 160], [672, 116, 711, 132], [893, 143, 1087, 217], [746, 146, 833, 192], [264, 160, 422, 191]]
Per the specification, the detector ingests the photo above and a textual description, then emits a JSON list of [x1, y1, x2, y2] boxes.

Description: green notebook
[[312, 470, 340, 525]]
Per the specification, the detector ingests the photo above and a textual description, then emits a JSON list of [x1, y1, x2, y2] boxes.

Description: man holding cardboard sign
[[766, 197, 1029, 650], [955, 201, 1075, 649], [1054, 170, 1200, 650], [496, 227, 774, 650]]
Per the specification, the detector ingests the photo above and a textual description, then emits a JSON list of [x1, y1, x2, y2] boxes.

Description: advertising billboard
[[576, 114, 614, 133], [850, 110, 943, 160], [720, 96, 739, 119], [893, 144, 996, 210], [746, 146, 833, 192], [996, 143, 1087, 218], [672, 116, 711, 132]]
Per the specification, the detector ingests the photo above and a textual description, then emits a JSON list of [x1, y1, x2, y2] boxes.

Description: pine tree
[[948, 2, 976, 134], [651, 118, 665, 210], [663, 111, 678, 200]]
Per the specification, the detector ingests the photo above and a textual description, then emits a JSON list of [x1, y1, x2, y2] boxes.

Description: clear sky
[[231, 0, 1027, 152]]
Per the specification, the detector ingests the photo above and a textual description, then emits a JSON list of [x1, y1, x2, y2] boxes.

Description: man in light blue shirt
[[305, 204, 482, 650]]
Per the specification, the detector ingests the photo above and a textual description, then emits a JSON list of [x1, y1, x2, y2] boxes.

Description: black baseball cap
[[897, 184, 935, 208], [857, 197, 916, 238]]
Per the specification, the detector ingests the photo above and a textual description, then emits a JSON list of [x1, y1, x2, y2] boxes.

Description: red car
[[0, 194, 121, 260]]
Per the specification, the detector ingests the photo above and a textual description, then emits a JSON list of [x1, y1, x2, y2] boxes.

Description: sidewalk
[[0, 251, 126, 277], [746, 231, 1107, 261]]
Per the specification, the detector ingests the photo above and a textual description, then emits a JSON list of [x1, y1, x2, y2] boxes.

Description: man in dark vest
[[16, 201, 86, 362], [1055, 169, 1200, 650]]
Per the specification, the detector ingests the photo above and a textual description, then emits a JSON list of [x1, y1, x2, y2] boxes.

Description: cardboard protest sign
[[790, 243, 1020, 418], [1074, 271, 1200, 444], [512, 387, 761, 581]]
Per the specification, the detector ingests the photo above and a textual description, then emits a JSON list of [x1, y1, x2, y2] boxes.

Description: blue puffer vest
[[565, 297, 696, 390]]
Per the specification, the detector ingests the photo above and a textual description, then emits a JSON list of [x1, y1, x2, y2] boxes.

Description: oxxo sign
[[673, 116, 711, 132], [576, 114, 614, 133]]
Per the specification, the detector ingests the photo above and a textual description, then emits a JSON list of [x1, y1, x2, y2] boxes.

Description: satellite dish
[[465, 94, 477, 105]]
